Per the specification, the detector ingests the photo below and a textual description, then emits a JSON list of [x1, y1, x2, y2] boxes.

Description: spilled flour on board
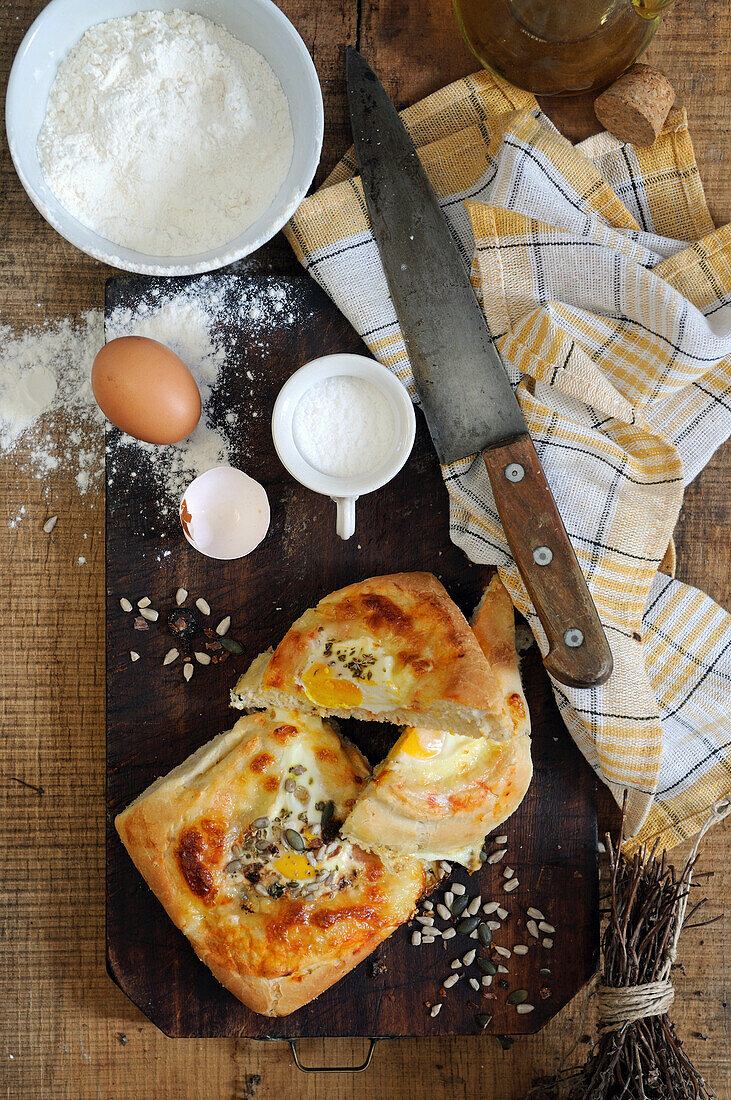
[[1, 278, 309, 527]]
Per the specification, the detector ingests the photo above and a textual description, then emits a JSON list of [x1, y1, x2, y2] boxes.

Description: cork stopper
[[594, 64, 676, 147]]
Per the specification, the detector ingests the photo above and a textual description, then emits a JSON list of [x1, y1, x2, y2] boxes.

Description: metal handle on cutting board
[[289, 1038, 378, 1072], [483, 433, 613, 689]]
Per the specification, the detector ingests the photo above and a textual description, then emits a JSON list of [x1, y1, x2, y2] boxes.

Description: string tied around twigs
[[597, 979, 675, 1031]]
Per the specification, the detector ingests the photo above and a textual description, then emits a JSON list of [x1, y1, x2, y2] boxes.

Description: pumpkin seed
[[497, 1035, 514, 1050], [450, 894, 470, 918], [507, 989, 528, 1005], [477, 923, 492, 947], [321, 800, 335, 829], [284, 829, 305, 852], [477, 957, 497, 976], [252, 816, 269, 829], [475, 1013, 492, 1029], [219, 636, 244, 655], [456, 916, 480, 935]]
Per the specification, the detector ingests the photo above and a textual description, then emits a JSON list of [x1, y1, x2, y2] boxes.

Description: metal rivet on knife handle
[[533, 546, 553, 566], [504, 463, 525, 482], [564, 628, 585, 648]]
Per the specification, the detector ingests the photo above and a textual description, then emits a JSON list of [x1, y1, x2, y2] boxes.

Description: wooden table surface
[[1, 1, 728, 1098]]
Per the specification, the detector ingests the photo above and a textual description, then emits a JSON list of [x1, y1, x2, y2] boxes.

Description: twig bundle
[[525, 798, 723, 1100]]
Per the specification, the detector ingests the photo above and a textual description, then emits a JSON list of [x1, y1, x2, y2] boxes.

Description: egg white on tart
[[341, 575, 533, 869], [115, 709, 428, 1017], [231, 572, 514, 740]]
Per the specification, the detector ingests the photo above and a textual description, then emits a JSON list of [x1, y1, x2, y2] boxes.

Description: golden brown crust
[[115, 710, 425, 1016], [471, 574, 530, 738]]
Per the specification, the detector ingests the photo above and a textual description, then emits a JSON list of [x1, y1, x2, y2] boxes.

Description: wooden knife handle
[[483, 434, 613, 689]]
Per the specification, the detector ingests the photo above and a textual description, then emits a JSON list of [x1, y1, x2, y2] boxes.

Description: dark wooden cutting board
[[105, 273, 598, 1039]]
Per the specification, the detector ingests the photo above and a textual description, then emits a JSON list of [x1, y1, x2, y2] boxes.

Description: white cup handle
[[334, 496, 356, 540]]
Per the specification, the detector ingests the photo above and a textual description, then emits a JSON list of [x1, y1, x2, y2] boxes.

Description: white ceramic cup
[[272, 354, 416, 540]]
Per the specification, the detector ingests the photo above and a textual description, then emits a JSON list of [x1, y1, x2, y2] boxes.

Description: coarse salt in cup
[[272, 354, 416, 539]]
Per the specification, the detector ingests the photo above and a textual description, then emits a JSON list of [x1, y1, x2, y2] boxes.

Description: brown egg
[[92, 336, 201, 444]]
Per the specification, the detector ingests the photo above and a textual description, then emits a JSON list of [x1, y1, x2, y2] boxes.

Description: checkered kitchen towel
[[285, 71, 731, 850]]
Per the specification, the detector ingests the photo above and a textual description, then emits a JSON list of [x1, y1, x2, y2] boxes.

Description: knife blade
[[346, 48, 612, 689]]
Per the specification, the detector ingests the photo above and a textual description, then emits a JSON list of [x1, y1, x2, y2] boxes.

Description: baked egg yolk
[[398, 727, 446, 760], [271, 850, 316, 881], [302, 663, 364, 708]]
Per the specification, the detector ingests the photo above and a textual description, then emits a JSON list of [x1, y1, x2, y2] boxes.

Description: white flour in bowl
[[37, 9, 294, 256]]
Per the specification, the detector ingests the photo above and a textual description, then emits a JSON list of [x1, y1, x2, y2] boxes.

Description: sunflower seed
[[43, 516, 58, 534], [450, 959, 462, 970], [195, 598, 211, 616], [462, 949, 476, 966], [422, 936, 436, 945], [436, 904, 451, 921], [284, 778, 296, 793], [469, 978, 480, 991], [481, 975, 493, 987], [497, 907, 508, 920], [140, 607, 158, 622], [542, 938, 554, 949], [444, 891, 454, 907], [483, 901, 500, 915], [294, 785, 310, 803], [470, 930, 479, 939], [129, 651, 140, 662], [442, 928, 456, 940], [539, 921, 555, 934], [175, 587, 188, 605], [516, 1004, 535, 1014], [443, 974, 459, 989], [477, 958, 496, 976], [494, 945, 511, 958], [137, 597, 151, 609], [119, 597, 133, 612], [527, 907, 545, 921], [513, 945, 529, 955], [477, 923, 492, 947], [428, 927, 442, 937], [450, 894, 470, 918], [411, 931, 422, 946], [487, 849, 507, 864], [494, 835, 508, 845], [503, 878, 520, 892], [225, 860, 242, 874], [507, 989, 528, 1005], [255, 883, 269, 896], [430, 1003, 442, 1017], [252, 817, 269, 829], [439, 861, 452, 875], [194, 651, 211, 665], [422, 900, 433, 911], [497, 965, 509, 974], [503, 866, 515, 879], [416, 915, 434, 927], [487, 920, 501, 931], [284, 829, 305, 851], [456, 916, 480, 935], [467, 896, 482, 916], [527, 920, 540, 939], [216, 616, 231, 636], [475, 1013, 492, 1028], [163, 648, 179, 665], [452, 883, 466, 896], [231, 845, 243, 858]]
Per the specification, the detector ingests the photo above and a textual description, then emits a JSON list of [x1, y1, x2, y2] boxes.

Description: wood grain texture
[[1, 0, 728, 1096], [105, 275, 598, 1039]]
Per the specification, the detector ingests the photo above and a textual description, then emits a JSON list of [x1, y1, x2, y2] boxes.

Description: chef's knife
[[346, 48, 612, 689]]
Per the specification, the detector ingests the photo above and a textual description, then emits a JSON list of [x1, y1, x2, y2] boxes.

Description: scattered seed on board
[[140, 607, 158, 622], [486, 920, 501, 931], [497, 965, 509, 974], [494, 835, 508, 845], [439, 861, 452, 875], [422, 936, 436, 945], [196, 598, 211, 616], [130, 651, 140, 662], [539, 921, 555, 934], [43, 516, 58, 534], [452, 883, 466, 896], [507, 989, 528, 1005], [137, 596, 151, 609], [422, 900, 433, 911], [442, 928, 456, 940], [430, 1004, 442, 1017], [195, 651, 211, 665], [469, 978, 480, 991], [527, 920, 540, 939], [467, 896, 482, 916], [462, 949, 476, 966], [470, 930, 479, 940], [175, 587, 188, 606], [477, 958, 496, 976], [516, 1004, 535, 1014], [482, 975, 493, 987], [483, 901, 500, 915], [119, 597, 132, 612], [539, 967, 551, 976], [487, 849, 507, 864], [183, 663, 193, 681], [416, 915, 434, 926], [444, 891, 454, 908], [504, 878, 520, 893], [543, 938, 554, 949], [411, 931, 422, 946], [513, 945, 529, 955], [494, 945, 511, 958], [527, 907, 545, 921], [216, 616, 231, 636], [443, 974, 459, 989], [497, 907, 508, 920], [163, 648, 179, 665], [437, 904, 451, 921], [451, 895, 470, 918], [456, 916, 480, 935], [475, 1013, 492, 1029], [478, 923, 492, 947], [450, 959, 461, 970], [503, 866, 515, 879]]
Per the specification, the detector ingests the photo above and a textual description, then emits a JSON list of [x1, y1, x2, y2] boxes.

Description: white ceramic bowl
[[272, 354, 416, 540], [5, 0, 323, 275]]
